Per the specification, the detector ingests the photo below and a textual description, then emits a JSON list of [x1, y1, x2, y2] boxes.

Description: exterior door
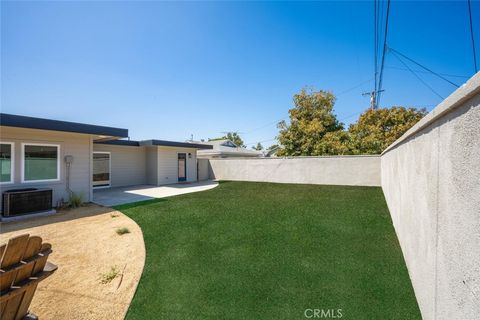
[[93, 152, 111, 188], [178, 153, 187, 182]]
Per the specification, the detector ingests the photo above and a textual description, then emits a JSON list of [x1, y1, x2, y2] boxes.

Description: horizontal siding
[[0, 126, 92, 209], [156, 147, 198, 185], [93, 144, 147, 187]]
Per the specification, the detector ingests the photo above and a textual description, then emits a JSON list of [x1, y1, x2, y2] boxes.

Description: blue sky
[[1, 1, 478, 147]]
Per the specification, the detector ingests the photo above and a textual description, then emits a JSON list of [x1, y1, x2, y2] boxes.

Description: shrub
[[116, 227, 130, 235], [68, 192, 83, 208], [99, 266, 119, 284]]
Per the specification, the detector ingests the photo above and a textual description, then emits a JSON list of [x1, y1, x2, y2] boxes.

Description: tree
[[277, 87, 344, 156], [348, 106, 427, 154], [252, 142, 263, 151], [209, 132, 245, 147]]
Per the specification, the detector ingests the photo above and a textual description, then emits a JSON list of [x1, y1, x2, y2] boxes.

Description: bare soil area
[[0, 204, 145, 320]]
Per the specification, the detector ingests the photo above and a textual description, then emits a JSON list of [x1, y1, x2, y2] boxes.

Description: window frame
[[21, 143, 61, 183], [0, 142, 15, 185], [92, 151, 111, 189]]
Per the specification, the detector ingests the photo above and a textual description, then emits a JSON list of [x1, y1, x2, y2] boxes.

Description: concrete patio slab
[[93, 180, 219, 207]]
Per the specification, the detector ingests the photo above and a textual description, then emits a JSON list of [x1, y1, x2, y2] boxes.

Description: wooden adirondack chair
[[0, 234, 57, 320]]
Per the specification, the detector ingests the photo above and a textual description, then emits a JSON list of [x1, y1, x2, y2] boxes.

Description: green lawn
[[115, 181, 420, 320]]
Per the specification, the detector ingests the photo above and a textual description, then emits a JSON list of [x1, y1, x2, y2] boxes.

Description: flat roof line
[[0, 113, 128, 138], [95, 139, 213, 149]]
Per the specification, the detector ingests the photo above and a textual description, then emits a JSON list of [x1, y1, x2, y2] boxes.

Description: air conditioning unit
[[2, 188, 53, 216]]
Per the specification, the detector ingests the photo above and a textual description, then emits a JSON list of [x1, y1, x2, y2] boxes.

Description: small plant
[[99, 266, 119, 284], [68, 192, 83, 208], [110, 212, 120, 218], [116, 227, 130, 235]]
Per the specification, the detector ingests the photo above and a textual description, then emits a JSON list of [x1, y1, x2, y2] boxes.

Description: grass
[[116, 227, 130, 235], [115, 181, 420, 320], [99, 266, 119, 284]]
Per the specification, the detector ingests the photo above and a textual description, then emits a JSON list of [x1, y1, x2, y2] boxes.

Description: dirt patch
[[0, 204, 145, 320]]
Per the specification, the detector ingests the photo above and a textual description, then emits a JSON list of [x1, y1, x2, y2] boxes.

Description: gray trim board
[[0, 113, 128, 138], [141, 139, 213, 149]]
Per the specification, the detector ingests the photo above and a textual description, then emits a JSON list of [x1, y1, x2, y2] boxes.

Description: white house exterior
[[0, 113, 212, 211]]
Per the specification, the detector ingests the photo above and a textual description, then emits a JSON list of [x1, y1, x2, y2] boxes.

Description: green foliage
[[276, 87, 427, 155], [116, 227, 130, 235], [277, 87, 344, 156], [99, 266, 119, 284], [68, 192, 83, 208], [348, 107, 427, 154], [252, 142, 263, 150], [209, 132, 245, 147]]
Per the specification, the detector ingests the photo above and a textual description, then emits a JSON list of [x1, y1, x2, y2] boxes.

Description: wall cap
[[382, 72, 480, 155]]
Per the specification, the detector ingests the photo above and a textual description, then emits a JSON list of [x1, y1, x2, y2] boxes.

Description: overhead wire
[[376, 0, 391, 108], [390, 49, 444, 100], [388, 47, 460, 87], [467, 0, 478, 73], [385, 66, 469, 79]]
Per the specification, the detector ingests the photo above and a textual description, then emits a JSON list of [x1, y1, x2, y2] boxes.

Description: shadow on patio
[[93, 180, 218, 207]]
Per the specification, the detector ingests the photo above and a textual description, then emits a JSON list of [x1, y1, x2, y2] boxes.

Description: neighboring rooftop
[[0, 113, 128, 139], [194, 139, 263, 158], [96, 139, 213, 149]]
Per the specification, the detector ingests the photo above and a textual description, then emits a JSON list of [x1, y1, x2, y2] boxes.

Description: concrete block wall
[[208, 155, 381, 187], [381, 73, 480, 320]]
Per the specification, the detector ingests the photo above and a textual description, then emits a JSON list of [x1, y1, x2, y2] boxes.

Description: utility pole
[[362, 89, 384, 110]]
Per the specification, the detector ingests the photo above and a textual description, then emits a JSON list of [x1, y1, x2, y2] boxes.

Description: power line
[[385, 66, 469, 79], [388, 47, 460, 87], [244, 138, 277, 146], [374, 0, 378, 96], [376, 0, 391, 108], [243, 118, 285, 135], [336, 78, 374, 96], [468, 0, 478, 73], [390, 50, 444, 100]]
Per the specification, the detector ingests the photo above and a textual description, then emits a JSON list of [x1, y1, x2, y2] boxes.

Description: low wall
[[381, 73, 480, 320], [197, 159, 210, 181], [208, 155, 381, 187]]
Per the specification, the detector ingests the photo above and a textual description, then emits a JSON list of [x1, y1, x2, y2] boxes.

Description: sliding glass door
[[93, 152, 111, 188]]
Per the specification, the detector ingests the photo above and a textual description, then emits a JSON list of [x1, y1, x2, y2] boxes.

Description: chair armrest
[[44, 261, 58, 273]]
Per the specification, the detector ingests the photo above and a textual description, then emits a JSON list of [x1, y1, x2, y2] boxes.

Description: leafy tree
[[348, 107, 427, 154], [209, 132, 245, 147], [252, 142, 264, 151], [277, 87, 344, 156]]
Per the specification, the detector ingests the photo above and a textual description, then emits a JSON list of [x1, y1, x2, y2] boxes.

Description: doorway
[[93, 152, 111, 188], [178, 153, 187, 182]]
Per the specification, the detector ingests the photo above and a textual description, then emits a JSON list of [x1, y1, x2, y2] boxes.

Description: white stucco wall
[[208, 155, 381, 186], [0, 126, 92, 208], [381, 73, 480, 320], [197, 159, 209, 181]]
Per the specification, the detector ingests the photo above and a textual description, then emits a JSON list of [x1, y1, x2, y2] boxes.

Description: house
[[194, 139, 263, 159], [0, 113, 212, 211]]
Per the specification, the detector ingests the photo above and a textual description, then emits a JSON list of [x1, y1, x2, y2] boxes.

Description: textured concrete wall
[[381, 73, 480, 320], [197, 159, 209, 181], [209, 156, 381, 186]]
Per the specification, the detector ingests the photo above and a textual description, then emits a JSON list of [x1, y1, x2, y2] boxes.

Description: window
[[0, 142, 14, 184], [22, 144, 60, 182]]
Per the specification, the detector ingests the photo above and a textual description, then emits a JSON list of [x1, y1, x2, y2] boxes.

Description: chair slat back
[[0, 234, 56, 320]]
